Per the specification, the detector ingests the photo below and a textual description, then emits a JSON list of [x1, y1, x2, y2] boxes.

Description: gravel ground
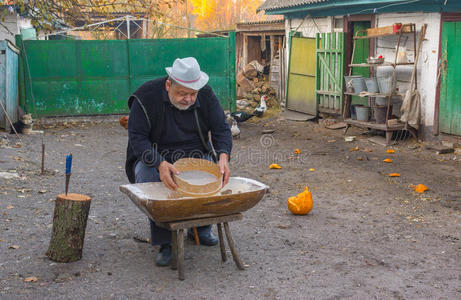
[[0, 116, 460, 299]]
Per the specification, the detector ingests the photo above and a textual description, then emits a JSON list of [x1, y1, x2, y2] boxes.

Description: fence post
[[127, 16, 131, 39], [15, 34, 26, 111], [228, 31, 236, 112]]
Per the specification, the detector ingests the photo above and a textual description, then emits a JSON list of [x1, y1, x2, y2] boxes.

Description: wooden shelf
[[348, 62, 414, 68], [345, 119, 405, 131], [344, 92, 391, 97], [354, 31, 415, 40]]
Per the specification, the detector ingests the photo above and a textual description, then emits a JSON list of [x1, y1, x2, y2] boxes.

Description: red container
[[393, 23, 402, 33]]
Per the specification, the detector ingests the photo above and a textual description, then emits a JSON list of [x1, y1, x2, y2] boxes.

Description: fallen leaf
[[414, 184, 428, 193], [327, 140, 336, 143], [38, 190, 47, 194], [269, 163, 282, 169], [389, 173, 400, 177], [350, 146, 359, 152], [6, 205, 14, 209], [364, 148, 373, 152], [9, 245, 19, 249], [24, 276, 38, 282], [383, 159, 393, 163], [357, 157, 363, 161], [309, 168, 315, 172], [386, 149, 395, 154], [294, 148, 301, 154]]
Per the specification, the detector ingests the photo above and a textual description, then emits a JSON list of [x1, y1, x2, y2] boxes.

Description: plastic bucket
[[377, 76, 396, 94], [374, 105, 392, 124], [365, 77, 379, 93], [351, 77, 367, 93], [375, 97, 387, 106], [355, 105, 370, 121]]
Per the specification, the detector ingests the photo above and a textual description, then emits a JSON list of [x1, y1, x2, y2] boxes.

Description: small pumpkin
[[287, 187, 313, 215], [383, 158, 393, 163], [414, 184, 428, 193], [386, 149, 395, 154], [269, 163, 282, 169], [389, 173, 400, 177]]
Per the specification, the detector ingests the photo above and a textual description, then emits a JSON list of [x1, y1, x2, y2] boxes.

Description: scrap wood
[[326, 122, 347, 130], [425, 144, 454, 154]]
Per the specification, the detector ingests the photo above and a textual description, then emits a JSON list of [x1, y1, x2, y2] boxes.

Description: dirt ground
[[1, 115, 460, 299]]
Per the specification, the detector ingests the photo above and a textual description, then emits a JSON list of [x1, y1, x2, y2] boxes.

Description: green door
[[286, 37, 317, 115], [351, 21, 370, 106], [440, 21, 461, 136]]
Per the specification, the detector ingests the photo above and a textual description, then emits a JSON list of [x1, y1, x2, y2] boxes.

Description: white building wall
[[0, 13, 19, 41], [286, 13, 441, 136]]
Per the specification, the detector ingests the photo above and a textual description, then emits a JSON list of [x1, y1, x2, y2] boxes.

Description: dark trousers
[[134, 161, 212, 245]]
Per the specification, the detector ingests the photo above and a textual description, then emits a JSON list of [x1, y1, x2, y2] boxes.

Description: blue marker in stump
[[65, 154, 72, 195]]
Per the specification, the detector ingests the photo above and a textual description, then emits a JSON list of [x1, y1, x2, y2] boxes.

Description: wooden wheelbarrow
[[120, 177, 269, 280]]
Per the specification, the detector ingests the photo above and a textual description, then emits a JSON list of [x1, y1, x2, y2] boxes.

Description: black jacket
[[125, 77, 232, 183]]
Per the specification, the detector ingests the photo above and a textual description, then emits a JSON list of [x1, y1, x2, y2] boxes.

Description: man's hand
[[218, 153, 230, 186], [158, 161, 179, 190]]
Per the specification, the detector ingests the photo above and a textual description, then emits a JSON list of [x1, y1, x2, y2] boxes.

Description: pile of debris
[[236, 60, 279, 113]]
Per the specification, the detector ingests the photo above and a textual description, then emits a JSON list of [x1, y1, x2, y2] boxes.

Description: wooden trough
[[119, 177, 268, 223]]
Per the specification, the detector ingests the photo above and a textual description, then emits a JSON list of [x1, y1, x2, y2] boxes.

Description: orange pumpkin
[[287, 187, 313, 215], [414, 184, 428, 193]]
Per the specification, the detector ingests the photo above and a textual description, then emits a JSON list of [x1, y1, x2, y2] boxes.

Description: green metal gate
[[316, 32, 345, 115], [17, 33, 236, 117]]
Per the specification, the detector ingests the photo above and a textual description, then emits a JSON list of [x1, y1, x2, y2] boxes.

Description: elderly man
[[125, 57, 232, 266]]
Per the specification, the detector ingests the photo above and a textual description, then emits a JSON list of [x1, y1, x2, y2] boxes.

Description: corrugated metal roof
[[236, 19, 284, 26], [257, 0, 329, 12]]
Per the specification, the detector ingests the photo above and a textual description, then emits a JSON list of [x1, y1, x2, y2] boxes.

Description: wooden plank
[[156, 213, 243, 230], [345, 118, 405, 131]]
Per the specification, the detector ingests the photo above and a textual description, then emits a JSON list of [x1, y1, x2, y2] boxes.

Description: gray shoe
[[155, 244, 172, 267]]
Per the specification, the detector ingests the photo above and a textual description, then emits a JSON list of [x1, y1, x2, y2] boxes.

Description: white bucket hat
[[165, 57, 209, 91]]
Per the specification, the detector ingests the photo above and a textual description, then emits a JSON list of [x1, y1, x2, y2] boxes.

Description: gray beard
[[169, 98, 192, 111]]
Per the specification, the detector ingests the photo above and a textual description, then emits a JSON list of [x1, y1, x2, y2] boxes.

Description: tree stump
[[46, 193, 92, 262]]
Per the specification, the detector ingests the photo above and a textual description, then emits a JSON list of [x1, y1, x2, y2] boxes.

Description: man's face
[[165, 79, 198, 110]]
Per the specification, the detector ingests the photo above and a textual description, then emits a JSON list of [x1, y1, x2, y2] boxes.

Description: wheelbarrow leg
[[217, 223, 227, 262], [177, 229, 185, 280], [223, 222, 244, 270], [170, 230, 177, 270]]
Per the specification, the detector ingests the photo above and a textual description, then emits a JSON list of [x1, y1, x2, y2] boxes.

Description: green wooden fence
[[16, 33, 236, 117]]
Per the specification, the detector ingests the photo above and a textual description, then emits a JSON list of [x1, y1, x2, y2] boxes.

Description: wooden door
[[286, 36, 317, 115], [316, 32, 345, 115], [440, 21, 461, 135]]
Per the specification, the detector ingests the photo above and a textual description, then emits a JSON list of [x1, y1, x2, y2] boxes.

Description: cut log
[[46, 193, 92, 262]]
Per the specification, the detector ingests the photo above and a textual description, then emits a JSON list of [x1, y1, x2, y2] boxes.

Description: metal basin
[[120, 177, 269, 223]]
